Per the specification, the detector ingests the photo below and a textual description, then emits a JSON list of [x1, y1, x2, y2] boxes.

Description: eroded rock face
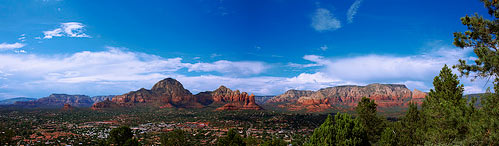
[[15, 94, 94, 107], [266, 89, 315, 103], [269, 83, 425, 112], [97, 78, 203, 109], [195, 86, 263, 110], [215, 94, 263, 110], [91, 98, 118, 110], [408, 89, 427, 105]]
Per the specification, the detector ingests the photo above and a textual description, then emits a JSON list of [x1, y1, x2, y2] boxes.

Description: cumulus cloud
[[0, 48, 275, 97], [311, 8, 341, 31], [43, 22, 90, 39], [289, 47, 481, 92], [0, 42, 26, 51], [186, 60, 267, 76], [347, 0, 362, 23]]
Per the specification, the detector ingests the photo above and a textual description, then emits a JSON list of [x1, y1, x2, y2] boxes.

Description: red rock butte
[[92, 78, 262, 110]]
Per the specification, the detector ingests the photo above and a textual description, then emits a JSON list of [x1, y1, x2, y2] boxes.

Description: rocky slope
[[195, 86, 263, 110], [15, 94, 95, 107], [268, 83, 427, 112]]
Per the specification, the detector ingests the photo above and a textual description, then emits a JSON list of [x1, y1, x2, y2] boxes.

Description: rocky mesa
[[267, 83, 427, 112], [15, 94, 95, 107]]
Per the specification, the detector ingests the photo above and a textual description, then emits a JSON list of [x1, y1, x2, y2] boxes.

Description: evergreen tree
[[398, 102, 424, 145], [453, 0, 499, 144], [217, 128, 246, 146], [422, 65, 470, 144], [160, 129, 189, 146], [305, 113, 369, 146], [356, 97, 384, 143], [378, 127, 397, 146], [109, 126, 134, 146]]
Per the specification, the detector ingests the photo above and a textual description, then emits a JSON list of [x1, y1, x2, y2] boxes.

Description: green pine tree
[[398, 102, 424, 145], [356, 97, 385, 143], [453, 0, 499, 144], [305, 113, 369, 146], [421, 65, 470, 144], [378, 127, 397, 146]]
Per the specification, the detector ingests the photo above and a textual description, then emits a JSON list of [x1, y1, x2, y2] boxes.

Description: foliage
[[356, 97, 385, 143], [261, 137, 287, 146], [305, 113, 369, 146], [109, 126, 134, 146], [378, 127, 397, 146], [160, 129, 189, 146], [397, 102, 424, 145], [453, 0, 499, 144], [217, 128, 246, 146], [422, 65, 471, 144]]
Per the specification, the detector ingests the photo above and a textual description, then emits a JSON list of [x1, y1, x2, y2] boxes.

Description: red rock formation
[[91, 98, 118, 110], [266, 89, 314, 103], [269, 83, 425, 112], [92, 78, 203, 109], [408, 89, 427, 105], [216, 94, 263, 110], [195, 86, 263, 110]]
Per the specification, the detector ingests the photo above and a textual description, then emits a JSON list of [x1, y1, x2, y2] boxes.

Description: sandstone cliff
[[266, 89, 315, 103], [195, 86, 263, 110], [268, 83, 427, 112]]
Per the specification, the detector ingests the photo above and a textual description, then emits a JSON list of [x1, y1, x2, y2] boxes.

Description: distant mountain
[[0, 97, 36, 105], [15, 94, 95, 107], [91, 95, 115, 103], [254, 96, 274, 105], [267, 83, 427, 112], [92, 78, 263, 110]]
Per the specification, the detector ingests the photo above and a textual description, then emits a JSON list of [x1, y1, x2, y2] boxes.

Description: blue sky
[[0, 0, 491, 99]]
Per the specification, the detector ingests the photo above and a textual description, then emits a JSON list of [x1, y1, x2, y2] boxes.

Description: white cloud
[[311, 8, 341, 31], [0, 48, 275, 97], [288, 47, 483, 93], [347, 0, 362, 23], [186, 60, 268, 76], [0, 42, 26, 51], [14, 50, 26, 53], [43, 22, 90, 39]]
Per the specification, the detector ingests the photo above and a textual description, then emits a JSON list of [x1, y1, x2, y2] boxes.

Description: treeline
[[306, 65, 498, 145]]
